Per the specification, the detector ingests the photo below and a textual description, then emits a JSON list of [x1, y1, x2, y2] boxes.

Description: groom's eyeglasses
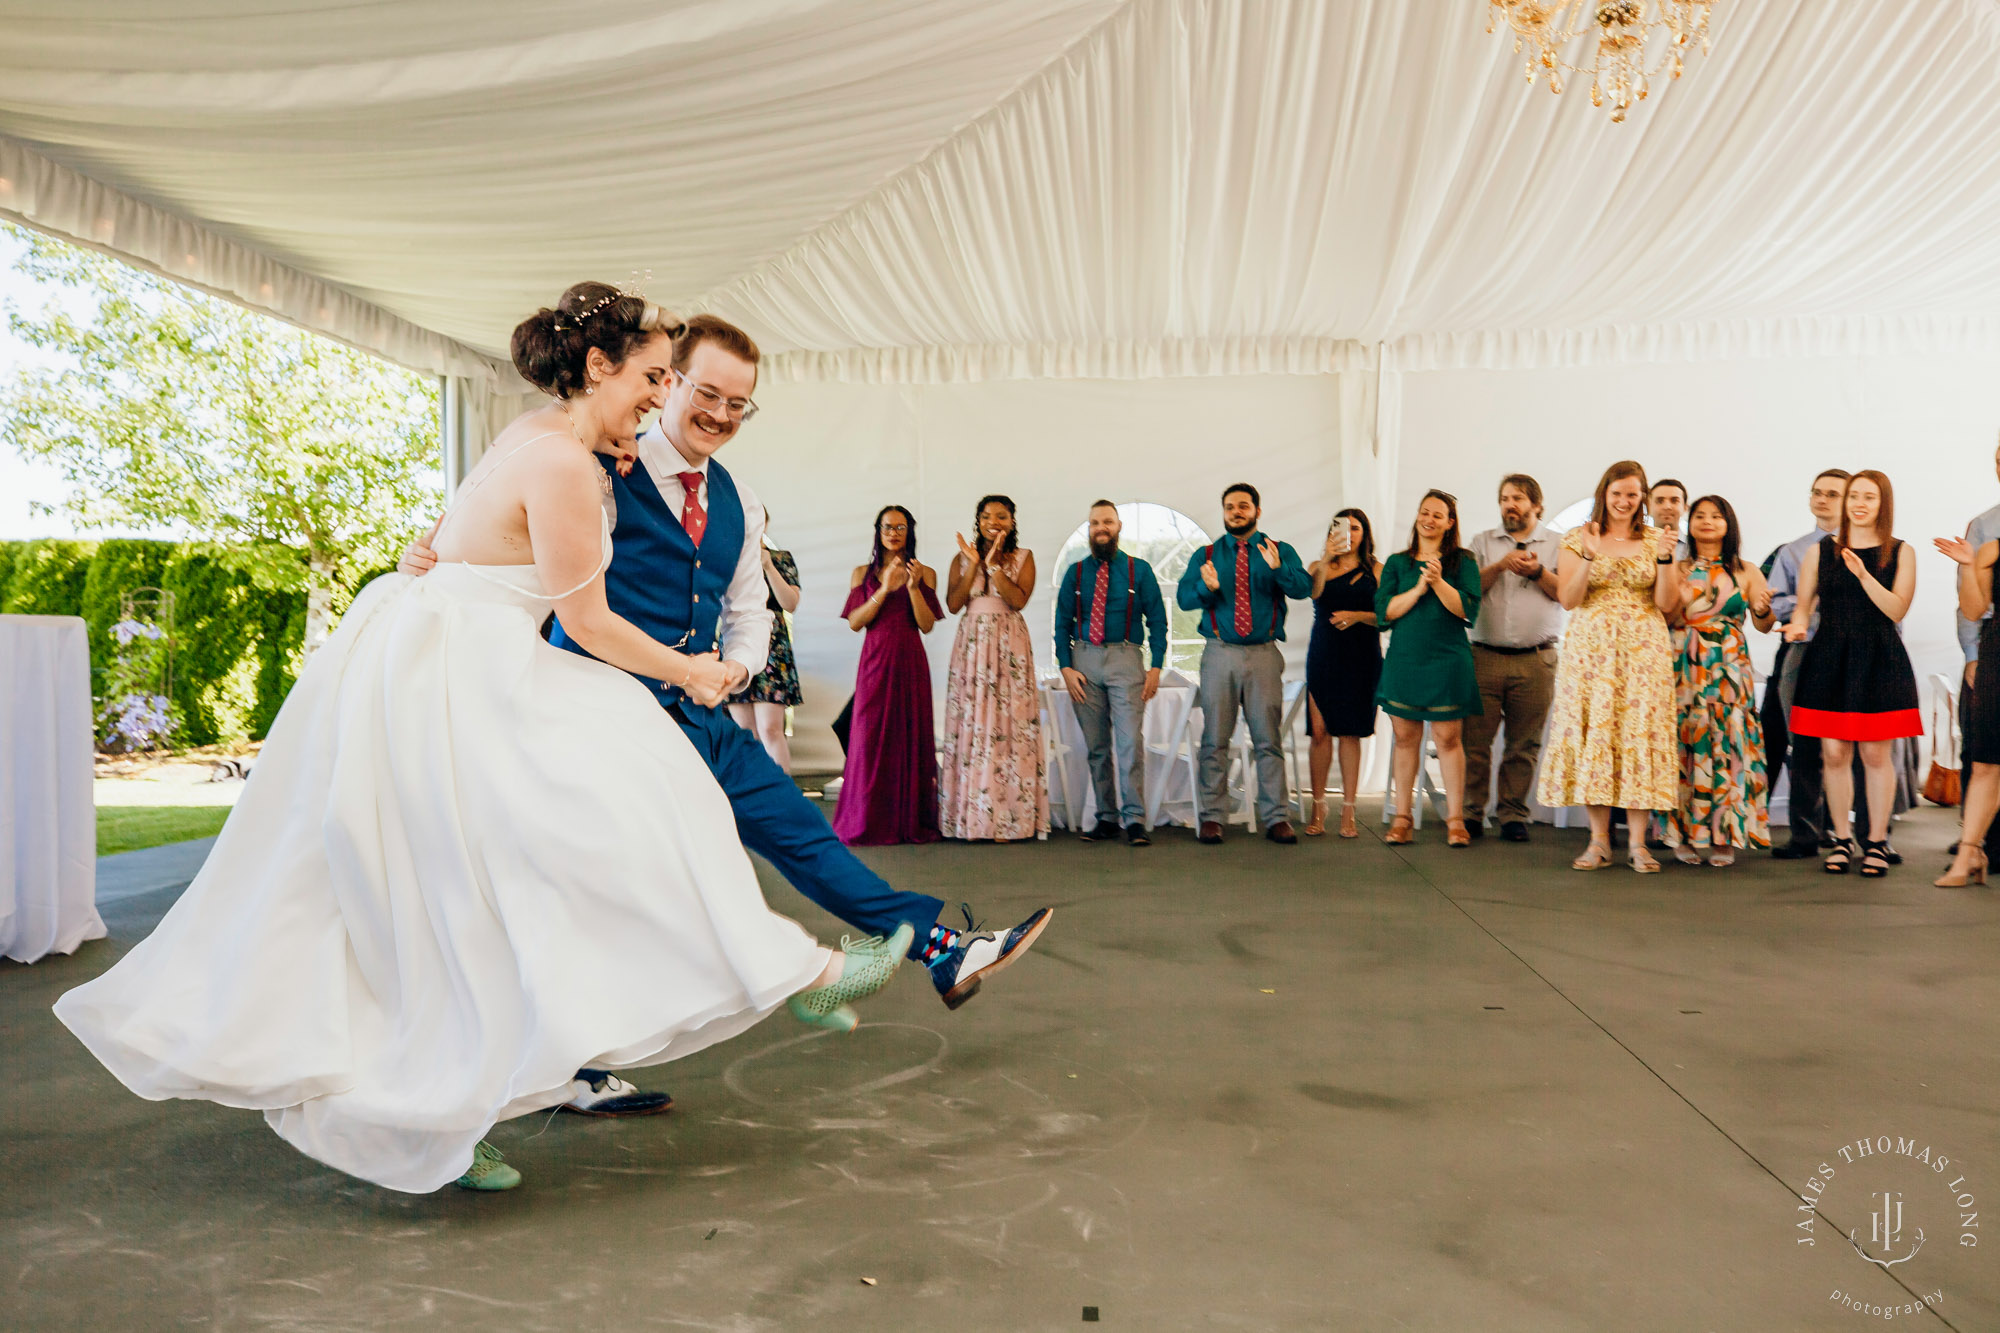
[[675, 370, 758, 421]]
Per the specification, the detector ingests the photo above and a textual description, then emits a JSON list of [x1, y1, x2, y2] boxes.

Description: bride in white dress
[[55, 284, 905, 1195]]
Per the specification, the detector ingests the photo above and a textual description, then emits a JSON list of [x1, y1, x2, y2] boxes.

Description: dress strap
[[447, 510, 613, 602], [433, 430, 575, 543]]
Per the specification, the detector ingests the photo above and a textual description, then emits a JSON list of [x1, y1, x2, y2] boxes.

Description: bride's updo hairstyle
[[511, 281, 683, 400]]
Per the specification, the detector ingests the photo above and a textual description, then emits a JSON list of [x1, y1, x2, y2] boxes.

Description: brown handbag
[[1923, 686, 1961, 807]]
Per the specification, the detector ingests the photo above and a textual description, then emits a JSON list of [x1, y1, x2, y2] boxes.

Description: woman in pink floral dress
[[939, 495, 1050, 842]]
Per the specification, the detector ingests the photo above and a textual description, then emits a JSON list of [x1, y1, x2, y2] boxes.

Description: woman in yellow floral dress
[[1538, 461, 1681, 872], [1664, 496, 1773, 866]]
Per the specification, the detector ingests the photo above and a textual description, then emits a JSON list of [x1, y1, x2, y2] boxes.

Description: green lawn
[[97, 805, 233, 857]]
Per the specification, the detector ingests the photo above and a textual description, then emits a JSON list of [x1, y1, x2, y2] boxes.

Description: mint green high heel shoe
[[787, 923, 915, 1032]]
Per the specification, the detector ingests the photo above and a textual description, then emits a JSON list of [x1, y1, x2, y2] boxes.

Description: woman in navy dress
[[1303, 508, 1382, 837]]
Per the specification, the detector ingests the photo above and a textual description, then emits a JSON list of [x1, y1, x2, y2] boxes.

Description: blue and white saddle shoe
[[928, 906, 1053, 1010], [559, 1069, 673, 1117]]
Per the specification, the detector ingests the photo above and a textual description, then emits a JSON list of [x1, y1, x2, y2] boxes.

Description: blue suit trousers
[[670, 703, 943, 952]]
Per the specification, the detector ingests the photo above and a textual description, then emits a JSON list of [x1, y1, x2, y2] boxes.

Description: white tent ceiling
[[6, 0, 2000, 388]]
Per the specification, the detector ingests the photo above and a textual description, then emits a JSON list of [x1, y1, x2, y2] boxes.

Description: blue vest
[[548, 453, 744, 709]]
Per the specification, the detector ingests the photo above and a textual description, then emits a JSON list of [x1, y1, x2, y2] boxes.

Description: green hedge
[[1, 538, 98, 616], [6, 537, 319, 746]]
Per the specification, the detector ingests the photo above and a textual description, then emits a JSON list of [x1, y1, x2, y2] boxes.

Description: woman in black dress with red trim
[[1782, 470, 1920, 877]]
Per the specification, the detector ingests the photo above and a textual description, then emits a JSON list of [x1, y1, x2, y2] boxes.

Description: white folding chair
[[1142, 674, 1200, 829], [1038, 681, 1082, 832]]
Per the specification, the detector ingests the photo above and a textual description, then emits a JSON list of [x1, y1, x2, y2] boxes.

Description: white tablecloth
[[1, 615, 102, 963], [1040, 670, 1200, 829]]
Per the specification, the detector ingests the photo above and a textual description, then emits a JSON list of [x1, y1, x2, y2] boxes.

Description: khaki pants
[[1462, 644, 1558, 824]]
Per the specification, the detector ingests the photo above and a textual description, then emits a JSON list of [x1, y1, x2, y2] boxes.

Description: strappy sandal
[[1857, 840, 1891, 879], [1673, 844, 1703, 866], [1822, 838, 1855, 874], [1339, 803, 1359, 838], [1385, 815, 1414, 845], [1707, 849, 1736, 867], [1629, 848, 1662, 874], [1571, 841, 1613, 871], [1445, 817, 1470, 848], [1304, 799, 1327, 837]]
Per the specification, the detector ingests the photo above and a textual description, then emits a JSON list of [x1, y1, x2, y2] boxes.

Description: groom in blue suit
[[415, 316, 1050, 1115]]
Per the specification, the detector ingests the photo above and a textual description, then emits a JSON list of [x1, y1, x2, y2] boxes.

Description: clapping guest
[[1375, 491, 1483, 846], [1303, 509, 1382, 838], [728, 506, 803, 773], [833, 505, 944, 846], [1760, 470, 1851, 857], [1783, 470, 1921, 878], [1054, 501, 1171, 846], [1538, 461, 1680, 873], [938, 495, 1049, 842], [1649, 479, 1691, 562], [1462, 475, 1565, 843], [1935, 524, 2000, 887], [1177, 483, 1313, 844], [1665, 497, 1772, 866]]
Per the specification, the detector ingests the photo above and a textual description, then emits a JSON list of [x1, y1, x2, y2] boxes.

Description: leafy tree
[[0, 224, 441, 653]]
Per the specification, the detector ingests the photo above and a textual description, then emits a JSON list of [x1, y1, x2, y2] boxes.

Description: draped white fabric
[[0, 616, 103, 964], [5, 0, 2000, 386]]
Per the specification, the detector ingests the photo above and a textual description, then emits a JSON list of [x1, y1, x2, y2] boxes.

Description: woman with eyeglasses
[[1375, 491, 1483, 846], [1538, 460, 1680, 873], [938, 495, 1049, 842], [833, 505, 945, 845]]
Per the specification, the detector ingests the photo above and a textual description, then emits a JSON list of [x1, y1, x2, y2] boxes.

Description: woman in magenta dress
[[834, 505, 945, 845]]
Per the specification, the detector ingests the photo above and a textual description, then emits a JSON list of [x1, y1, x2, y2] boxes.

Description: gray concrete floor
[[3, 810, 1996, 1331]]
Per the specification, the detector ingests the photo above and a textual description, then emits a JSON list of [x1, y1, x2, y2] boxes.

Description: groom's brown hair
[[674, 314, 761, 380]]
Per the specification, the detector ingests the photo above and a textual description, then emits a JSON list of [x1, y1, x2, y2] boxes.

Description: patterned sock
[[918, 923, 961, 966]]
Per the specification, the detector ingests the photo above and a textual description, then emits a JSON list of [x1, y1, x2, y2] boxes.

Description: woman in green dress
[[1376, 489, 1483, 847]]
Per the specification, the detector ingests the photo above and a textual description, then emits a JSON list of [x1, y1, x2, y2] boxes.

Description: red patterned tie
[[1233, 539, 1252, 637], [1089, 561, 1110, 645], [676, 471, 707, 546]]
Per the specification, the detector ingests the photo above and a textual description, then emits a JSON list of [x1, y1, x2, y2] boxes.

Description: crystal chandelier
[[1486, 1, 1716, 122]]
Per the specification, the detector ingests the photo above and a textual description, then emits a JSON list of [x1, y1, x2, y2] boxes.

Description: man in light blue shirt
[[1761, 469, 1848, 857]]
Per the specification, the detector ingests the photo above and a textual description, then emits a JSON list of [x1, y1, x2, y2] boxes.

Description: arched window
[[1047, 502, 1213, 674], [1546, 495, 1593, 535]]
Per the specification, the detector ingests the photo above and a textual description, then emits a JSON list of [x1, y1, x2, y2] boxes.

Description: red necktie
[[1089, 561, 1110, 645], [676, 471, 706, 546], [1233, 539, 1252, 637]]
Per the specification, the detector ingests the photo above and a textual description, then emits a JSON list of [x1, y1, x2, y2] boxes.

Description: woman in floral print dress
[[938, 495, 1050, 842], [1538, 461, 1681, 872], [1664, 496, 1773, 866]]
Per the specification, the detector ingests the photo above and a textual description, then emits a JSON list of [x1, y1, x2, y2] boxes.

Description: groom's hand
[[720, 660, 751, 698], [398, 539, 438, 577], [680, 652, 732, 708]]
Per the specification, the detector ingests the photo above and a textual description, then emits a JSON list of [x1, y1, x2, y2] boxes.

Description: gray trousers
[[1197, 639, 1288, 826], [1070, 641, 1148, 826]]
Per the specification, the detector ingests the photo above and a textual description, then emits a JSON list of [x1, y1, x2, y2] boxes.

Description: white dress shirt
[[634, 426, 774, 678]]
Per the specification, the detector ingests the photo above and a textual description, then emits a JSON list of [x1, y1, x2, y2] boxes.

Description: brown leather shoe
[[1198, 821, 1224, 844], [1385, 815, 1414, 845], [1265, 821, 1298, 845], [1445, 817, 1470, 848]]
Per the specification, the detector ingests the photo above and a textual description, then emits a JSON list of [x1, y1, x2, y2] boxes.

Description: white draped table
[[1, 615, 103, 963], [1039, 669, 1200, 829]]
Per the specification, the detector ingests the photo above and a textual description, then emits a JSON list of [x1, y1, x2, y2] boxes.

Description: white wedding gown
[[55, 439, 825, 1193]]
